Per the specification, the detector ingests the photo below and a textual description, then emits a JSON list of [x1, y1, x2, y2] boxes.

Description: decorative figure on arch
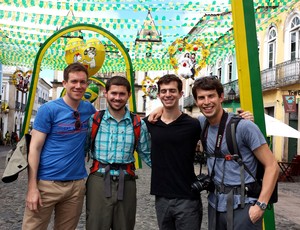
[[65, 38, 105, 76], [142, 76, 160, 100], [177, 53, 193, 79], [190, 53, 196, 79], [83, 47, 96, 69], [73, 53, 82, 63], [12, 70, 32, 93], [23, 71, 31, 91], [148, 85, 158, 100], [168, 38, 210, 80]]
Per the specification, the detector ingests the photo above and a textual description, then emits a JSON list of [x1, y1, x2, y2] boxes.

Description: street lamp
[[228, 88, 236, 101]]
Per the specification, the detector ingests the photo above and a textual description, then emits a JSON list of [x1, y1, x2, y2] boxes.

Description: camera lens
[[191, 180, 205, 192]]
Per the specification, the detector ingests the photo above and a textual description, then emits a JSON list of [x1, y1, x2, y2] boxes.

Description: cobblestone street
[[1, 146, 300, 229]]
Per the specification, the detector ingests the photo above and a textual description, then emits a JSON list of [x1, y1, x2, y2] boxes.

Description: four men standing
[[21, 62, 279, 230]]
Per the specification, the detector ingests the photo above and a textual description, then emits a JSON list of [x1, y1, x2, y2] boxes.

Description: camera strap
[[201, 110, 228, 180], [201, 111, 232, 230]]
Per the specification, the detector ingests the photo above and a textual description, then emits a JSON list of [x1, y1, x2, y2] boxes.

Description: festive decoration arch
[[21, 24, 135, 137]]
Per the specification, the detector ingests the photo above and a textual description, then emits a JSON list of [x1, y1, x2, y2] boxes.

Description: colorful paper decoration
[[0, 0, 294, 72]]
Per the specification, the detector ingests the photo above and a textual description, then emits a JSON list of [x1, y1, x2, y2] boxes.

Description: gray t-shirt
[[199, 113, 266, 211]]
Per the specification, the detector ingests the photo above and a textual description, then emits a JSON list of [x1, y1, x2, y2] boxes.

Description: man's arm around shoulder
[[136, 120, 151, 167]]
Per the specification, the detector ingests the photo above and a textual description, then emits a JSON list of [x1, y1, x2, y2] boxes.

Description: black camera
[[191, 174, 215, 192]]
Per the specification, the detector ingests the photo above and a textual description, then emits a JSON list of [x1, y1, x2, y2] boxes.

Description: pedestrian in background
[[11, 131, 19, 148], [22, 62, 96, 230], [4, 131, 10, 146]]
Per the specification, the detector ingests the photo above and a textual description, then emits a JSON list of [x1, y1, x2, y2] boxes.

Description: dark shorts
[[155, 196, 202, 230], [208, 203, 263, 230]]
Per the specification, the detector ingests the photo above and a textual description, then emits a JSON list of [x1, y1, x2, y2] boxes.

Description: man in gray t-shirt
[[192, 76, 279, 230]]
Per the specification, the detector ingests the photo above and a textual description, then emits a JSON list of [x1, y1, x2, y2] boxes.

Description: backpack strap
[[130, 112, 141, 150], [225, 115, 242, 159], [200, 119, 209, 152], [226, 115, 257, 180], [91, 110, 105, 152], [224, 115, 247, 229]]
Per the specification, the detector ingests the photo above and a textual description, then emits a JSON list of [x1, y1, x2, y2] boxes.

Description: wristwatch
[[256, 201, 267, 210]]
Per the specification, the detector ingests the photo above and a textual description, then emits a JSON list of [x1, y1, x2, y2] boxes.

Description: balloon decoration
[[64, 38, 105, 103], [12, 70, 32, 93], [83, 82, 99, 103], [168, 38, 209, 79], [141, 76, 160, 99], [65, 38, 106, 76]]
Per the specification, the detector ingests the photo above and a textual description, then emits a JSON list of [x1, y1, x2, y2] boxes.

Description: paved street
[[0, 145, 300, 229]]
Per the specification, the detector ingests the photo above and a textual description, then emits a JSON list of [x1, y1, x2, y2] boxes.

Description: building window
[[100, 97, 106, 110], [265, 106, 274, 117], [227, 55, 232, 82], [143, 95, 146, 112], [217, 59, 222, 81], [207, 65, 213, 76], [268, 27, 276, 68], [290, 16, 300, 61]]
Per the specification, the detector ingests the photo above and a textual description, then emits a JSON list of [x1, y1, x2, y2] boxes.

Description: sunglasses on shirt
[[73, 111, 81, 130]]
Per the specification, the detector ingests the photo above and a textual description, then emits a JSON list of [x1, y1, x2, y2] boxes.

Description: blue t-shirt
[[34, 98, 96, 181]]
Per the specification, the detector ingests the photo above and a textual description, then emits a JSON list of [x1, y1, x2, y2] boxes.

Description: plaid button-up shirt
[[86, 108, 151, 175]]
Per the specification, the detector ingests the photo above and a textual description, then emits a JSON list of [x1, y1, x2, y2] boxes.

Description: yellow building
[[257, 1, 300, 161], [182, 1, 300, 162]]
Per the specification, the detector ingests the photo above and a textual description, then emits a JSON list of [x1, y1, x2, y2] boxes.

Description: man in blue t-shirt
[[22, 63, 96, 230]]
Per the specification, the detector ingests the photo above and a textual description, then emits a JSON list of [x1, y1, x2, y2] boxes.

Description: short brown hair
[[192, 76, 223, 100], [63, 63, 88, 82], [157, 74, 183, 92], [105, 76, 131, 93]]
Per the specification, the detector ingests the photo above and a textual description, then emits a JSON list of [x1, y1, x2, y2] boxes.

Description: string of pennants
[[0, 0, 295, 73]]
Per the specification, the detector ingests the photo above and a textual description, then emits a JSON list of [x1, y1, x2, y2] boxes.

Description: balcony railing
[[261, 59, 300, 89], [261, 67, 276, 90], [183, 79, 240, 108], [21, 103, 26, 111], [15, 101, 21, 110], [184, 59, 300, 108]]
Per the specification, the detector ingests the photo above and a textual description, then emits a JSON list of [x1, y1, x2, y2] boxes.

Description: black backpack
[[225, 115, 278, 204], [201, 115, 278, 204]]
